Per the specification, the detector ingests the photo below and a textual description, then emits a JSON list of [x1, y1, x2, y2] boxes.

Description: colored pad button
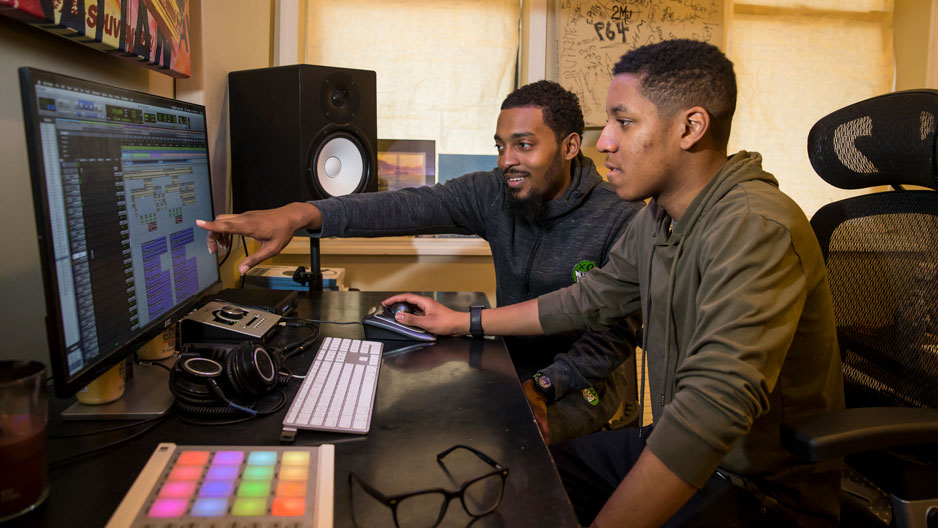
[[276, 480, 306, 497], [168, 465, 204, 481], [272, 497, 306, 516], [158, 480, 197, 498], [205, 465, 239, 480], [281, 451, 310, 466], [177, 450, 211, 466], [199, 480, 235, 498], [242, 465, 275, 480], [148, 498, 189, 518], [237, 480, 272, 497], [212, 450, 244, 465], [246, 451, 277, 466], [190, 497, 228, 517], [279, 465, 308, 481], [232, 497, 268, 516]]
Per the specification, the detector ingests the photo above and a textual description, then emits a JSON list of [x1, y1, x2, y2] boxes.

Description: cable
[[216, 238, 233, 268], [280, 328, 322, 360], [49, 415, 166, 439], [49, 414, 169, 470], [282, 317, 364, 327], [176, 390, 287, 426], [240, 235, 248, 288], [208, 379, 256, 416], [136, 360, 172, 372]]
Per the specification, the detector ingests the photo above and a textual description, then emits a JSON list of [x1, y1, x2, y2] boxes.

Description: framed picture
[[376, 139, 435, 192], [438, 153, 498, 184], [0, 0, 191, 78]]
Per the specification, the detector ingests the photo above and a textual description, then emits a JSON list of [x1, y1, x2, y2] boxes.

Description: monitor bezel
[[19, 67, 223, 398]]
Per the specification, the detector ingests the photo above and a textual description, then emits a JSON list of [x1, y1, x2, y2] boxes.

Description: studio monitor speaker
[[228, 65, 377, 213]]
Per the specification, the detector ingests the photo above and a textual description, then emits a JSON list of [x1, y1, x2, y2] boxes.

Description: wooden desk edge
[[282, 236, 492, 257]]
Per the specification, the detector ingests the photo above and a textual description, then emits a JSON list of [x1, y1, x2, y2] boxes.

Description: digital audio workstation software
[[22, 69, 219, 393]]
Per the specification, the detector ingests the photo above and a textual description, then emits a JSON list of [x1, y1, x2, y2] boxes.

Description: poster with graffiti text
[[548, 0, 725, 127], [0, 0, 190, 78]]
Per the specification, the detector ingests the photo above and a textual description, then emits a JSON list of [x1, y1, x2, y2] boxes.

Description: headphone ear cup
[[246, 343, 279, 396], [169, 354, 225, 405], [226, 342, 279, 399], [224, 341, 253, 400]]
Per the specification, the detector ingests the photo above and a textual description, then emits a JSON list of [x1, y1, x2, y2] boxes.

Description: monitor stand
[[62, 359, 174, 421]]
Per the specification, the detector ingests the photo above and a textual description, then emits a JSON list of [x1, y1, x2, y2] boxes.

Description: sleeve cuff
[[646, 411, 727, 489], [308, 199, 341, 237], [539, 364, 572, 399], [537, 289, 582, 334]]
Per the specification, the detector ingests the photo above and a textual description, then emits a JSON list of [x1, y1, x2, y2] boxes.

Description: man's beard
[[506, 152, 566, 223]]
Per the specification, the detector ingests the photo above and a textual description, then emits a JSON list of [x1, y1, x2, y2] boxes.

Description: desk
[[15, 291, 578, 528]]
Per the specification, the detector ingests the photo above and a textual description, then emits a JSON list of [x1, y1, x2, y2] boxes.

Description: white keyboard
[[281, 337, 384, 440]]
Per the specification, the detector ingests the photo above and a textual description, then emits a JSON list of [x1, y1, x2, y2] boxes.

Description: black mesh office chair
[[780, 90, 938, 527]]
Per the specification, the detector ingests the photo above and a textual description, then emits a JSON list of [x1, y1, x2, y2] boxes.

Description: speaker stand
[[291, 236, 324, 295], [307, 236, 323, 294]]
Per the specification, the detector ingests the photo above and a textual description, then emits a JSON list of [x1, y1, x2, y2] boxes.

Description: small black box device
[[178, 301, 282, 345], [209, 288, 298, 316]]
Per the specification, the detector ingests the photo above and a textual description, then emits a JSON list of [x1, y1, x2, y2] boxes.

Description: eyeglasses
[[349, 444, 510, 528]]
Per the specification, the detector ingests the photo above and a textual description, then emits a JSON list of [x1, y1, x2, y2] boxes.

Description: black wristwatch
[[469, 305, 485, 338], [532, 372, 556, 402]]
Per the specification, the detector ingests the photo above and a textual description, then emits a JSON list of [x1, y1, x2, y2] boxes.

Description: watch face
[[536, 375, 551, 390]]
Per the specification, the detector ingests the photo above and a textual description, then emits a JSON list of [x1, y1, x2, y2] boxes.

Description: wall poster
[[0, 0, 190, 78]]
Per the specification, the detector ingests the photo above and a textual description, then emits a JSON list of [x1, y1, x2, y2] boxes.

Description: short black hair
[[613, 39, 737, 145], [501, 80, 585, 143]]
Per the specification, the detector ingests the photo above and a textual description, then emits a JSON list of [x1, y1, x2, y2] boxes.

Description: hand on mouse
[[381, 293, 467, 335]]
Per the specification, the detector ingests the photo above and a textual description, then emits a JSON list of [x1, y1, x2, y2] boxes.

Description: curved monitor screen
[[19, 68, 221, 397]]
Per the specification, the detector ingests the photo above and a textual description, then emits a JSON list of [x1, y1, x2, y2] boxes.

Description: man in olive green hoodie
[[385, 39, 844, 527]]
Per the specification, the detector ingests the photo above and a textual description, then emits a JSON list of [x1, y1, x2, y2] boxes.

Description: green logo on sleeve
[[572, 260, 597, 282], [582, 387, 599, 406]]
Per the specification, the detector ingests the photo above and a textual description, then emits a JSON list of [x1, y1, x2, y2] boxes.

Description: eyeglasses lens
[[395, 491, 447, 528], [462, 473, 504, 516]]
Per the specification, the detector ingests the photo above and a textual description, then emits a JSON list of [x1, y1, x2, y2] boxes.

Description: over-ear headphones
[[169, 341, 285, 417]]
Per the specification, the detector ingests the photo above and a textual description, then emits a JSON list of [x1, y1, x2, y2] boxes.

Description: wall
[[895, 0, 934, 90], [0, 16, 166, 366], [0, 0, 272, 368]]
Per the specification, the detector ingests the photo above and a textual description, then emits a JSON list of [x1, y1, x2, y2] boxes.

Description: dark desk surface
[[16, 291, 578, 528]]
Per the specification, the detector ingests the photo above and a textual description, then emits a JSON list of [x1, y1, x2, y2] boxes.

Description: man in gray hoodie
[[385, 40, 844, 527], [198, 81, 644, 444]]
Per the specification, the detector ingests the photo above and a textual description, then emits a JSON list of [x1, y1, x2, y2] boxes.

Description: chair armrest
[[780, 407, 938, 462]]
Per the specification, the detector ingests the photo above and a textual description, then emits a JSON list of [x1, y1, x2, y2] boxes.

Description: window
[[306, 0, 521, 160], [728, 1, 895, 217]]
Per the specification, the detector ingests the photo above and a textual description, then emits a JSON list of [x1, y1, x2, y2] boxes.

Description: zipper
[[522, 230, 543, 297]]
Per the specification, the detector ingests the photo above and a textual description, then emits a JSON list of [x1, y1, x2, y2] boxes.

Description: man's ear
[[562, 132, 581, 161], [679, 107, 710, 150]]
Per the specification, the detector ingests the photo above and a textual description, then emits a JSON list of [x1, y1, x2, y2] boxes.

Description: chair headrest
[[807, 90, 938, 190]]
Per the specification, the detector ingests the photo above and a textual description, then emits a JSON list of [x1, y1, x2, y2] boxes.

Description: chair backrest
[[808, 90, 938, 411]]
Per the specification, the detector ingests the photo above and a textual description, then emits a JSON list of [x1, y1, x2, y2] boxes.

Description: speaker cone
[[310, 131, 369, 197]]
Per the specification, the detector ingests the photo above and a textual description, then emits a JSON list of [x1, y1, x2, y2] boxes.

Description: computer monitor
[[19, 68, 222, 418]]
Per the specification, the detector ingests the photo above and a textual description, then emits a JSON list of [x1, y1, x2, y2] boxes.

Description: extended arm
[[196, 202, 322, 273], [313, 173, 494, 238], [591, 448, 696, 528]]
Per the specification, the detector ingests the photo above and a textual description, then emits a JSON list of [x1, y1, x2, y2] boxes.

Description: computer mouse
[[362, 303, 435, 342], [386, 301, 422, 316]]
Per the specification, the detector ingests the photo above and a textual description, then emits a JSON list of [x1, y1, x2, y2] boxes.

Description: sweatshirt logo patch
[[582, 387, 599, 406], [572, 260, 596, 282]]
